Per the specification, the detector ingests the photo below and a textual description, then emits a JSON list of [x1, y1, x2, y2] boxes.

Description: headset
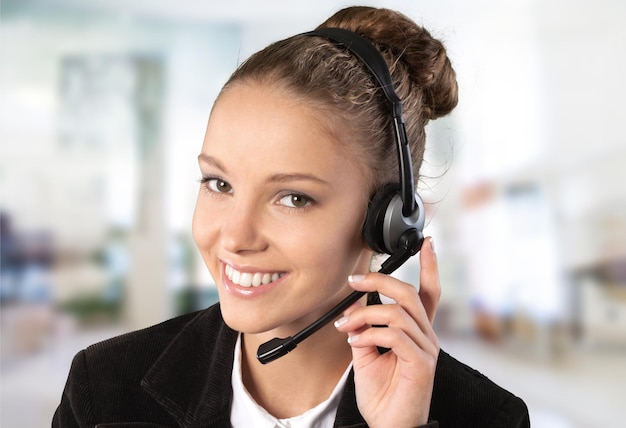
[[257, 27, 425, 364]]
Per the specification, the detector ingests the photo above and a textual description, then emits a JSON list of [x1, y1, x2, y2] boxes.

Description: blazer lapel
[[334, 369, 367, 427], [141, 305, 237, 428]]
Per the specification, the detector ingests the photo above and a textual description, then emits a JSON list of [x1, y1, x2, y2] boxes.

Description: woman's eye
[[279, 193, 311, 208], [203, 177, 233, 193]]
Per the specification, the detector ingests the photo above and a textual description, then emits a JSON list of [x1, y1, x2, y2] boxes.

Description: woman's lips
[[221, 262, 287, 298]]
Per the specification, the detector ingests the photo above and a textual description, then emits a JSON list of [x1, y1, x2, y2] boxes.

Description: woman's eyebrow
[[267, 173, 329, 185], [197, 153, 227, 173]]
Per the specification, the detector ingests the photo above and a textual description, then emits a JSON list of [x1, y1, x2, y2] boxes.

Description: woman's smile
[[224, 263, 286, 288], [220, 260, 289, 298]]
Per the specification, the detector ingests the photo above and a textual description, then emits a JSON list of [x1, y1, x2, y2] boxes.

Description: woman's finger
[[418, 237, 441, 323], [345, 324, 439, 366], [335, 300, 437, 348], [346, 237, 440, 325]]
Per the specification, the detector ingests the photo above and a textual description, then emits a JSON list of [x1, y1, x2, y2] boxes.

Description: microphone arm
[[256, 229, 422, 364]]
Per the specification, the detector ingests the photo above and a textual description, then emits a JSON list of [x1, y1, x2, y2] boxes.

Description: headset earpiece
[[363, 183, 425, 255]]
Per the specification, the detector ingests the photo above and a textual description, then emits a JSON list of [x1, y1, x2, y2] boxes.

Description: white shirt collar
[[230, 333, 352, 428]]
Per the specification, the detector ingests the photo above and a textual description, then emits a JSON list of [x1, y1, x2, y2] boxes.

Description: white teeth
[[240, 272, 253, 287], [225, 265, 283, 287]]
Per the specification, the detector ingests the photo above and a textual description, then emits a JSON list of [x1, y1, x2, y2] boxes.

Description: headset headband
[[304, 28, 417, 217]]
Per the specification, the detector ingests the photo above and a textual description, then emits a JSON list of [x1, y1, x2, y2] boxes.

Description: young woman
[[54, 6, 529, 427]]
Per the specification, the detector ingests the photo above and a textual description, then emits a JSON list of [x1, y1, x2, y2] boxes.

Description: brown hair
[[220, 6, 458, 194]]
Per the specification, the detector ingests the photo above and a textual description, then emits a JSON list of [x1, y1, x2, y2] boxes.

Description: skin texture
[[192, 82, 441, 427]]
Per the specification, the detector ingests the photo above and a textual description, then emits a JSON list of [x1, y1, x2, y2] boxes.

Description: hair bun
[[319, 6, 458, 120]]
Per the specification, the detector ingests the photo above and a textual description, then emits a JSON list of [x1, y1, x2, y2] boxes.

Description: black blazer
[[52, 304, 530, 427]]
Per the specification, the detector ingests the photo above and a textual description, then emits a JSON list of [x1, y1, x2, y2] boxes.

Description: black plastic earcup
[[363, 183, 425, 255], [363, 184, 399, 254]]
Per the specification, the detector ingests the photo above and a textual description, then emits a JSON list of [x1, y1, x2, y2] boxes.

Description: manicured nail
[[429, 237, 436, 253], [347, 334, 360, 344], [348, 274, 365, 283], [334, 315, 349, 328]]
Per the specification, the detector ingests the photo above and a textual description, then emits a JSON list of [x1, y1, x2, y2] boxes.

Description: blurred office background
[[1, 0, 625, 426]]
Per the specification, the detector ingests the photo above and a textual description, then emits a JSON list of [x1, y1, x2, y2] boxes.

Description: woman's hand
[[334, 237, 441, 428]]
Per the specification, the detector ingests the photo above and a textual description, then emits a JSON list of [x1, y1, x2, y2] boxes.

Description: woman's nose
[[220, 201, 268, 254]]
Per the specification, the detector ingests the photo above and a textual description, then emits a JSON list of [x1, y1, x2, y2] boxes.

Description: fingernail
[[334, 315, 349, 328], [347, 334, 360, 344], [429, 237, 436, 253], [348, 274, 365, 283]]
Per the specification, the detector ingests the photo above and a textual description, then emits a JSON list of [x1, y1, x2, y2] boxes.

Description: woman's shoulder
[[54, 304, 237, 426], [431, 350, 530, 427], [80, 304, 225, 374]]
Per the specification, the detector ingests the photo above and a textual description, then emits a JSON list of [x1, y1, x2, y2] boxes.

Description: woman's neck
[[240, 323, 353, 419]]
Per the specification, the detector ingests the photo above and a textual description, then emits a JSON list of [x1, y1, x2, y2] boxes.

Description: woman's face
[[192, 83, 373, 336]]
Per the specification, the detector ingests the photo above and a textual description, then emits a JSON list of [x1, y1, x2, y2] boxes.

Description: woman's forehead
[[202, 84, 369, 184]]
